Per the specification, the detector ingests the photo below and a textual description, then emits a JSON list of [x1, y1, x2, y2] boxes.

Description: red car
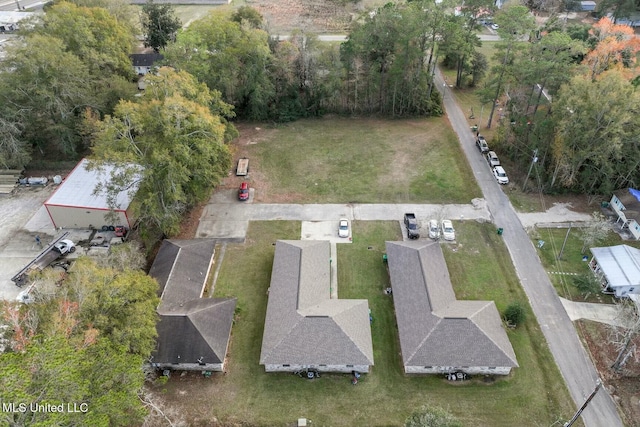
[[238, 182, 249, 201]]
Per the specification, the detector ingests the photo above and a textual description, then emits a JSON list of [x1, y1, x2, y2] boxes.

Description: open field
[[230, 117, 481, 204], [153, 220, 575, 426]]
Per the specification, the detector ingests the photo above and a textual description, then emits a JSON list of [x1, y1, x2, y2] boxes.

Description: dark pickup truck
[[404, 213, 420, 239]]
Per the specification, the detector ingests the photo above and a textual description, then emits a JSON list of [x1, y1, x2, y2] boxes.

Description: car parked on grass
[[338, 218, 350, 238], [490, 23, 499, 30], [238, 182, 250, 201], [493, 166, 509, 184], [476, 135, 489, 153], [441, 220, 455, 241], [428, 219, 440, 240], [486, 151, 500, 167]]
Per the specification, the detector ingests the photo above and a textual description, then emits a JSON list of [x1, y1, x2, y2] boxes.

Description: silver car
[[486, 151, 500, 167], [428, 219, 440, 240]]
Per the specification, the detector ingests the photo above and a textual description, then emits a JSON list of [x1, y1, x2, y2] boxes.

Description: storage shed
[[589, 245, 640, 297], [44, 159, 139, 230]]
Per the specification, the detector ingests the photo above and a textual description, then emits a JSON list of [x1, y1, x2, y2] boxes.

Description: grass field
[[532, 227, 640, 302], [157, 221, 575, 426], [244, 117, 481, 204]]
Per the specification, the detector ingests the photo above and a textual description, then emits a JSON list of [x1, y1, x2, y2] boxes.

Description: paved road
[[273, 33, 501, 43], [434, 69, 623, 427]]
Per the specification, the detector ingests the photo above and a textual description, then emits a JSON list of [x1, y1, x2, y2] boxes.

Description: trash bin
[[382, 254, 388, 262], [497, 228, 504, 235], [601, 201, 610, 208], [471, 125, 478, 132]]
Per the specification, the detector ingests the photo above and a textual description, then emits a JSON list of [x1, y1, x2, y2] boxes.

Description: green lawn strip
[[172, 220, 576, 426], [531, 228, 640, 302], [441, 221, 575, 425], [250, 117, 480, 204]]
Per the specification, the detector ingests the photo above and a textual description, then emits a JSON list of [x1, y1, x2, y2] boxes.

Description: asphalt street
[[434, 69, 623, 427]]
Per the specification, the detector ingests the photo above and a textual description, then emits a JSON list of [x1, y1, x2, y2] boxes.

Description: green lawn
[[247, 117, 481, 203], [532, 228, 640, 303], [158, 221, 575, 426]]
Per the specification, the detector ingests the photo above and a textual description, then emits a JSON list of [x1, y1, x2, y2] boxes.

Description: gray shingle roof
[[385, 240, 518, 369], [149, 239, 216, 307], [129, 53, 164, 67], [149, 238, 236, 368], [260, 240, 374, 367], [153, 298, 236, 365]]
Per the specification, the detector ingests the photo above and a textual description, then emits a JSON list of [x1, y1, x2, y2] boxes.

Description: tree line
[[1, 0, 639, 229], [483, 7, 640, 196]]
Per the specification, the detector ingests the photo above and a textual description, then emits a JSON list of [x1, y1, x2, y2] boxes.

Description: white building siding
[[405, 365, 511, 375], [264, 364, 370, 373], [45, 205, 132, 230]]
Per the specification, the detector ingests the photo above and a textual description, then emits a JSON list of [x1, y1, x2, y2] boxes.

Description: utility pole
[[522, 148, 538, 192], [557, 222, 572, 260], [564, 379, 602, 427]]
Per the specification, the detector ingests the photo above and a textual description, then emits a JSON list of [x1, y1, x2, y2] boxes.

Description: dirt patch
[[174, 201, 208, 240], [577, 320, 640, 427], [251, 0, 354, 33]]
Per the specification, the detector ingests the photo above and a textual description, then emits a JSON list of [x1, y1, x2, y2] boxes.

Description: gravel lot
[[0, 186, 57, 300]]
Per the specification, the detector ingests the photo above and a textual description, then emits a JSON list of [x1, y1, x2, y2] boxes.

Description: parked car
[[476, 135, 489, 153], [53, 239, 75, 255], [491, 23, 499, 30], [428, 219, 440, 240], [338, 218, 350, 238], [238, 182, 250, 201], [493, 166, 509, 184], [441, 220, 455, 241], [486, 151, 500, 167]]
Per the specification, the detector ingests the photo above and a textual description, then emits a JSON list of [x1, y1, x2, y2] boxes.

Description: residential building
[[385, 240, 518, 375], [260, 240, 374, 373]]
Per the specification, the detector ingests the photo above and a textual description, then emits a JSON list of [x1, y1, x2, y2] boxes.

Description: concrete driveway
[[561, 298, 623, 326], [196, 190, 491, 241]]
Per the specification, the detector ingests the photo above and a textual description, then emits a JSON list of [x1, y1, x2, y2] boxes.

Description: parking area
[[300, 220, 352, 244]]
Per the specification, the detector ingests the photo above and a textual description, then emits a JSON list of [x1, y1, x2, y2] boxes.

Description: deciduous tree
[[141, 0, 182, 52], [583, 17, 640, 80], [164, 12, 274, 120], [551, 69, 640, 193], [89, 68, 233, 236], [609, 299, 640, 372], [0, 255, 156, 427]]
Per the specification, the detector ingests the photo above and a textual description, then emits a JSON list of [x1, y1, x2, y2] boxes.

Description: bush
[[405, 406, 463, 427], [504, 301, 526, 327], [572, 274, 601, 298]]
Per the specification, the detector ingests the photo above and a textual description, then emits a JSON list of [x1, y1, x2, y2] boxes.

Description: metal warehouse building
[[44, 159, 139, 230]]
